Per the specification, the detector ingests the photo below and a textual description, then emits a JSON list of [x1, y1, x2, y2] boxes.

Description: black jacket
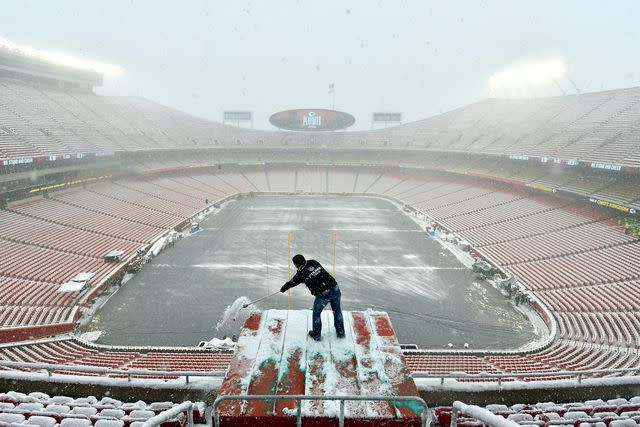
[[281, 259, 337, 296]]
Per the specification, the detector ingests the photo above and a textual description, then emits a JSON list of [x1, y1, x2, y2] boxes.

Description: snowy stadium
[[2, 12, 640, 427]]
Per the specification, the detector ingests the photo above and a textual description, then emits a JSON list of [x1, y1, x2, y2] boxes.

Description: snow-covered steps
[[217, 309, 424, 426]]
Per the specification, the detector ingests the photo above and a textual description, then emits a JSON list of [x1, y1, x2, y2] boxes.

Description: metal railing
[[414, 365, 640, 385], [142, 401, 194, 427], [0, 360, 224, 384], [450, 400, 519, 427], [212, 394, 429, 427]]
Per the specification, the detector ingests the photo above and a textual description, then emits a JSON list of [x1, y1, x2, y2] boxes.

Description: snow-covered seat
[[567, 405, 594, 414], [127, 410, 154, 420], [15, 402, 45, 412], [591, 406, 619, 415], [433, 407, 453, 426], [98, 398, 122, 408], [120, 402, 146, 413], [71, 397, 98, 407], [538, 406, 568, 416], [508, 413, 534, 422], [487, 404, 510, 412], [592, 412, 619, 419], [129, 422, 145, 427], [0, 403, 15, 410], [536, 402, 560, 410], [585, 400, 607, 408], [609, 420, 637, 427], [564, 411, 590, 420], [49, 396, 73, 405], [518, 421, 544, 426], [25, 415, 57, 427], [0, 394, 16, 404], [0, 413, 25, 424], [71, 407, 97, 417], [99, 409, 125, 419], [149, 402, 173, 412], [6, 392, 37, 403], [536, 412, 562, 422], [27, 394, 50, 403], [608, 399, 629, 407], [93, 405, 116, 412], [629, 397, 640, 404], [618, 404, 640, 414], [45, 404, 71, 414], [94, 420, 124, 427], [600, 416, 629, 424], [620, 411, 640, 418], [60, 419, 92, 427]]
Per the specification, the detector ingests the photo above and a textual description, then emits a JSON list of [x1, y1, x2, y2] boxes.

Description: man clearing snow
[[280, 254, 345, 341]]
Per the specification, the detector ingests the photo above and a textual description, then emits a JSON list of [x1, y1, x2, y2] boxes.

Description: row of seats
[[0, 210, 139, 258], [0, 337, 233, 374], [0, 391, 200, 427], [8, 199, 163, 243], [481, 222, 636, 265], [0, 239, 114, 285], [434, 395, 640, 427]]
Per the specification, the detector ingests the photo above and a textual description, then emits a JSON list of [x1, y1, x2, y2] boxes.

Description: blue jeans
[[312, 286, 344, 337]]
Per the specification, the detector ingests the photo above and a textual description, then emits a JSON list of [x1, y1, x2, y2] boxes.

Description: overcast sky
[[2, 0, 639, 130]]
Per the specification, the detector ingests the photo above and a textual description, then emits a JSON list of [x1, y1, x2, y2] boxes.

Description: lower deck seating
[[1, 166, 640, 380]]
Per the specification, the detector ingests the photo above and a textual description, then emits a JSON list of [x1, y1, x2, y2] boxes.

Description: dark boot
[[308, 331, 321, 341]]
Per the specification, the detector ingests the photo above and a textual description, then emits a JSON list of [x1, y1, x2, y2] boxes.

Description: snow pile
[[148, 237, 167, 257], [216, 296, 260, 333], [201, 337, 235, 349], [78, 331, 102, 342]]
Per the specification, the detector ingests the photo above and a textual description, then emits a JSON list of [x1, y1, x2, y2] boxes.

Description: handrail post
[[296, 398, 302, 427], [213, 399, 220, 427], [421, 402, 427, 427], [339, 399, 345, 427], [187, 405, 194, 427], [205, 402, 213, 427], [450, 407, 459, 427]]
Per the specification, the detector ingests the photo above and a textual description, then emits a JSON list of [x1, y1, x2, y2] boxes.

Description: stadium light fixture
[[0, 37, 124, 77], [488, 59, 567, 95]]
